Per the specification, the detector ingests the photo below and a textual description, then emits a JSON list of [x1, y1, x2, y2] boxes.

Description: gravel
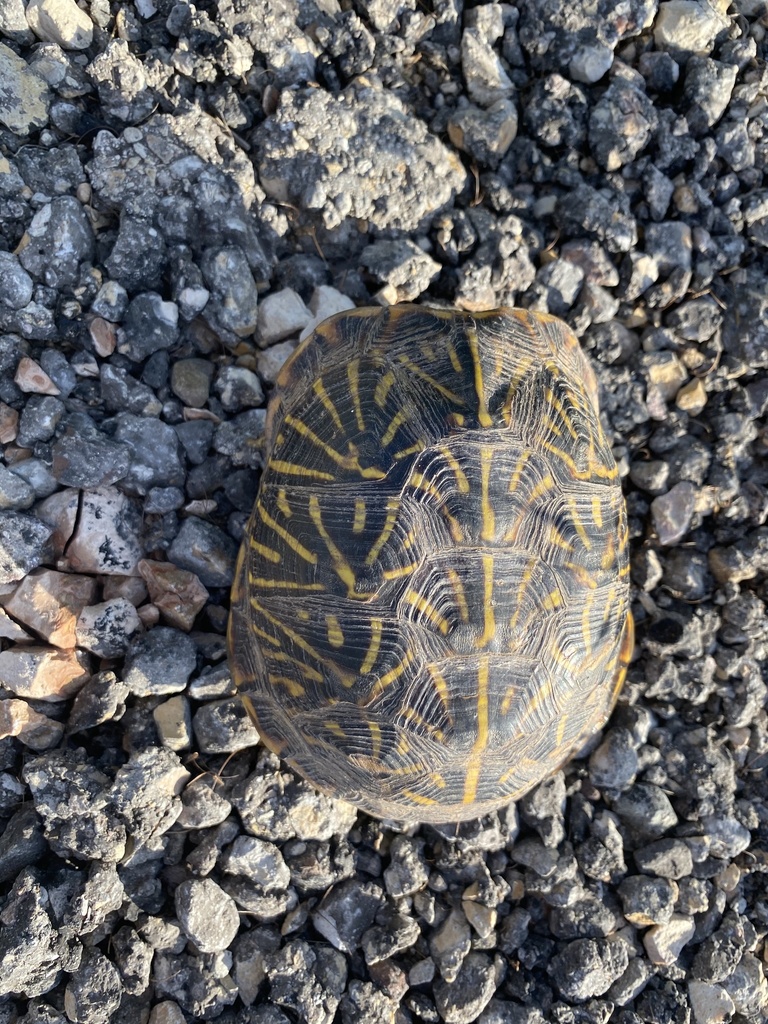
[[1, 2, 768, 1022]]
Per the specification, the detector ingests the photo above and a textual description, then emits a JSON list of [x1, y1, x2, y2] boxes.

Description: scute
[[228, 305, 632, 823]]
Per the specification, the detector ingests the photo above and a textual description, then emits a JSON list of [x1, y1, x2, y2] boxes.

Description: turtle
[[228, 304, 633, 824]]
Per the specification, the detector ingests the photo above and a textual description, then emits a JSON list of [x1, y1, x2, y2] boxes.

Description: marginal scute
[[228, 304, 632, 823]]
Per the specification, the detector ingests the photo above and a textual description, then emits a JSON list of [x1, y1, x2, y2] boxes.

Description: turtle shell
[[228, 305, 632, 823]]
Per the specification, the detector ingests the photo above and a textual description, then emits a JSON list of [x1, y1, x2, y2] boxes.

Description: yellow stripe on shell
[[463, 655, 490, 803]]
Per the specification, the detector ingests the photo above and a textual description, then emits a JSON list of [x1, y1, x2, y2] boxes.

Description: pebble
[[0, 402, 19, 444], [610, 782, 679, 837], [174, 877, 240, 953], [152, 694, 193, 752], [433, 951, 504, 1024], [257, 339, 297, 384], [63, 486, 143, 576], [550, 937, 630, 1002], [0, 42, 49, 134], [0, 697, 65, 749], [688, 981, 735, 1024], [633, 837, 694, 879], [26, 0, 94, 49], [3, 567, 96, 647], [588, 728, 639, 791], [0, 251, 34, 309], [117, 293, 179, 363], [222, 836, 291, 890], [299, 286, 356, 340], [17, 394, 64, 446], [18, 197, 94, 290], [137, 559, 209, 632], [651, 481, 697, 545], [0, 464, 35, 510], [170, 358, 214, 408], [257, 288, 311, 345], [75, 598, 142, 657], [167, 516, 238, 589], [361, 239, 441, 304], [643, 913, 696, 965], [201, 246, 260, 340], [429, 907, 472, 983], [447, 98, 518, 167], [0, 644, 89, 700], [123, 626, 197, 696], [383, 836, 430, 898], [51, 431, 131, 488], [192, 697, 261, 753], [653, 0, 729, 54], [618, 874, 678, 926], [14, 356, 60, 395], [215, 366, 264, 412], [64, 947, 123, 1024]]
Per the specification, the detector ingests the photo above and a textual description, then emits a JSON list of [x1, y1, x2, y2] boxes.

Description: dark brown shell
[[228, 305, 632, 823]]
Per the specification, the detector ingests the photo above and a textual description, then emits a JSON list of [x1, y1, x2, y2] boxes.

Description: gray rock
[[123, 626, 197, 696], [110, 746, 189, 850], [0, 465, 35, 510], [257, 82, 466, 231], [214, 365, 264, 412], [222, 836, 290, 891], [434, 952, 505, 1024], [90, 280, 129, 320], [0, 42, 50, 134], [75, 598, 141, 657], [633, 838, 694, 879], [111, 925, 153, 997], [447, 98, 519, 168], [0, 870, 79, 997], [105, 215, 168, 292], [266, 939, 347, 1024], [361, 905, 420, 965], [175, 878, 240, 953], [618, 874, 678, 926], [192, 696, 260, 754], [112, 413, 185, 494], [550, 937, 629, 1002], [16, 394, 64, 446], [201, 246, 260, 340], [23, 749, 126, 861], [18, 196, 93, 289], [360, 239, 441, 303], [651, 481, 697, 545], [63, 948, 123, 1024], [383, 835, 430, 898], [588, 728, 639, 791], [0, 804, 47, 884], [51, 431, 131, 488], [610, 782, 679, 838], [0, 251, 34, 309], [117, 292, 179, 362], [171, 358, 214, 409], [176, 779, 232, 830], [311, 879, 384, 953], [152, 949, 237, 1017], [589, 80, 657, 170], [0, 511, 53, 584], [87, 39, 156, 124], [167, 516, 238, 588]]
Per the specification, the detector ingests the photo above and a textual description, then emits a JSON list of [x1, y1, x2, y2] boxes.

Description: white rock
[[300, 286, 356, 340], [0, 42, 49, 134], [653, 0, 729, 54], [688, 981, 735, 1024], [570, 45, 614, 84], [257, 287, 311, 345], [76, 598, 142, 657], [64, 487, 143, 576], [25, 0, 93, 49], [643, 913, 696, 965], [257, 339, 297, 384]]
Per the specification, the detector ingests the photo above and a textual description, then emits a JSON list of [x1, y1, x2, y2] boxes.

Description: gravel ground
[[1, 1, 768, 1022]]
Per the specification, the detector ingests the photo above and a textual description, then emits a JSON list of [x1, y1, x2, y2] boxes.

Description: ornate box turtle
[[228, 305, 633, 823]]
